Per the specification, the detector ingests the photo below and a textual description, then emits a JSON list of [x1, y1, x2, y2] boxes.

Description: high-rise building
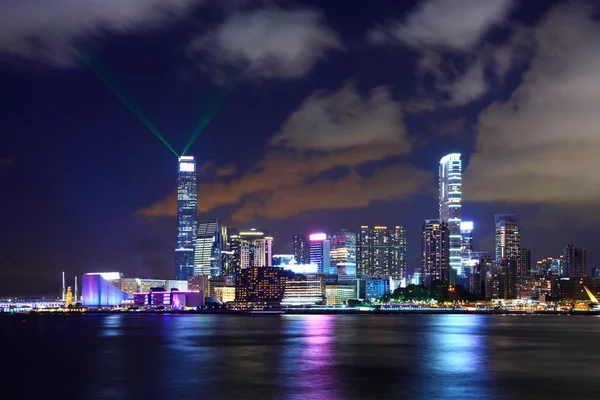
[[495, 214, 521, 261], [194, 221, 223, 276], [229, 229, 273, 276], [234, 267, 287, 302], [309, 233, 331, 274], [439, 153, 462, 275], [520, 248, 531, 277], [563, 245, 586, 277], [329, 230, 356, 276], [357, 226, 407, 279], [175, 156, 197, 280], [421, 219, 449, 286], [460, 221, 473, 252], [292, 235, 310, 264]]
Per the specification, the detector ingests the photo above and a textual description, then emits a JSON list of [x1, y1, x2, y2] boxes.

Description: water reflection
[[281, 315, 341, 400], [411, 315, 496, 400]]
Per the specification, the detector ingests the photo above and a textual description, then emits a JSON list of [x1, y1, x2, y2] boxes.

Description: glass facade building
[[176, 156, 197, 280], [194, 221, 223, 276], [494, 214, 521, 261], [292, 235, 310, 264], [421, 219, 450, 286], [356, 226, 406, 279], [329, 230, 357, 276], [439, 153, 462, 276]]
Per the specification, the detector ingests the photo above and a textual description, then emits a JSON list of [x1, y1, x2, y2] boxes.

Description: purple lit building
[[82, 272, 130, 307]]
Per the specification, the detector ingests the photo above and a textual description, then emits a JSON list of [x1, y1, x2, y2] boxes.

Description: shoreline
[[4, 309, 600, 317]]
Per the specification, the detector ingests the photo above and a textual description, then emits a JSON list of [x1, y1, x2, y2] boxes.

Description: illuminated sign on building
[[309, 233, 327, 241], [179, 162, 195, 172]]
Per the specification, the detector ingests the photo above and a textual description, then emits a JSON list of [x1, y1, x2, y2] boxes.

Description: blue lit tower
[[439, 153, 462, 277], [176, 156, 197, 280]]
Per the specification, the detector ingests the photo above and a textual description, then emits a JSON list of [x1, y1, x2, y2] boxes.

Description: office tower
[[520, 248, 531, 277], [292, 235, 310, 264], [495, 214, 521, 261], [356, 226, 406, 279], [176, 156, 197, 280], [563, 245, 586, 277], [229, 229, 273, 276], [460, 221, 473, 252], [439, 153, 462, 275], [309, 233, 331, 274], [329, 230, 357, 275], [194, 221, 223, 276], [421, 219, 449, 286]]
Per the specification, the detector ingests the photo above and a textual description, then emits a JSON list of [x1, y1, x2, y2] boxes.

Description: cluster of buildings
[[416, 154, 590, 303], [76, 153, 594, 310]]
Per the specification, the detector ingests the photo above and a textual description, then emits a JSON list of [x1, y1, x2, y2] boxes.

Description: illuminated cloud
[[139, 144, 409, 218], [465, 3, 600, 204], [368, 0, 515, 51], [188, 7, 342, 79], [140, 77, 422, 221], [231, 164, 432, 222], [0, 0, 199, 67], [270, 82, 410, 151]]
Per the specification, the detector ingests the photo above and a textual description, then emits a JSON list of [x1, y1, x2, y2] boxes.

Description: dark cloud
[[231, 164, 432, 222], [0, 0, 200, 67]]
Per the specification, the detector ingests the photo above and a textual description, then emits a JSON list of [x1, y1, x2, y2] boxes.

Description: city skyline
[[2, 0, 599, 294]]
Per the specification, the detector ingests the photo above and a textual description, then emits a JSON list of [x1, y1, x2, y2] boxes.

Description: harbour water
[[5, 314, 600, 399]]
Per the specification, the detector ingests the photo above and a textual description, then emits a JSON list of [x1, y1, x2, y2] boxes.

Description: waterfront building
[[329, 230, 357, 275], [356, 226, 406, 279], [234, 267, 287, 302], [281, 273, 326, 306], [421, 219, 450, 286], [194, 221, 223, 276], [292, 235, 310, 264], [176, 156, 197, 280], [325, 285, 356, 305], [81, 272, 130, 307], [365, 279, 390, 301], [439, 153, 462, 276], [309, 233, 331, 274], [563, 245, 587, 277]]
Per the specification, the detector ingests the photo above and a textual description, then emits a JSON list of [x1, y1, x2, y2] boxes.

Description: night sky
[[1, 0, 598, 295]]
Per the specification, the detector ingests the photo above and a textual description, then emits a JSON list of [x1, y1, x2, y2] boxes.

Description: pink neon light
[[309, 233, 327, 241]]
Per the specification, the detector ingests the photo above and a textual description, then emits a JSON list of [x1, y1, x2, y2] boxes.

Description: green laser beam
[[58, 34, 180, 157], [180, 80, 239, 156]]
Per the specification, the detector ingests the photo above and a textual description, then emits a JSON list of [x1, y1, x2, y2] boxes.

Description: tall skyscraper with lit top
[[176, 156, 197, 280], [439, 153, 462, 276]]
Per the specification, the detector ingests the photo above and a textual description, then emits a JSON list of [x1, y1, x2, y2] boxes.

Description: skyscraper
[[356, 226, 406, 279], [520, 248, 531, 277], [329, 230, 357, 276], [175, 156, 197, 280], [309, 233, 331, 274], [563, 245, 586, 277], [439, 153, 462, 275], [230, 229, 273, 276], [460, 221, 473, 252], [194, 221, 223, 276], [292, 235, 310, 264], [495, 214, 521, 261], [421, 219, 449, 286]]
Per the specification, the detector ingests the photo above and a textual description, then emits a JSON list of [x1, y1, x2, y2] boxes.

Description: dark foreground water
[[4, 314, 600, 399]]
